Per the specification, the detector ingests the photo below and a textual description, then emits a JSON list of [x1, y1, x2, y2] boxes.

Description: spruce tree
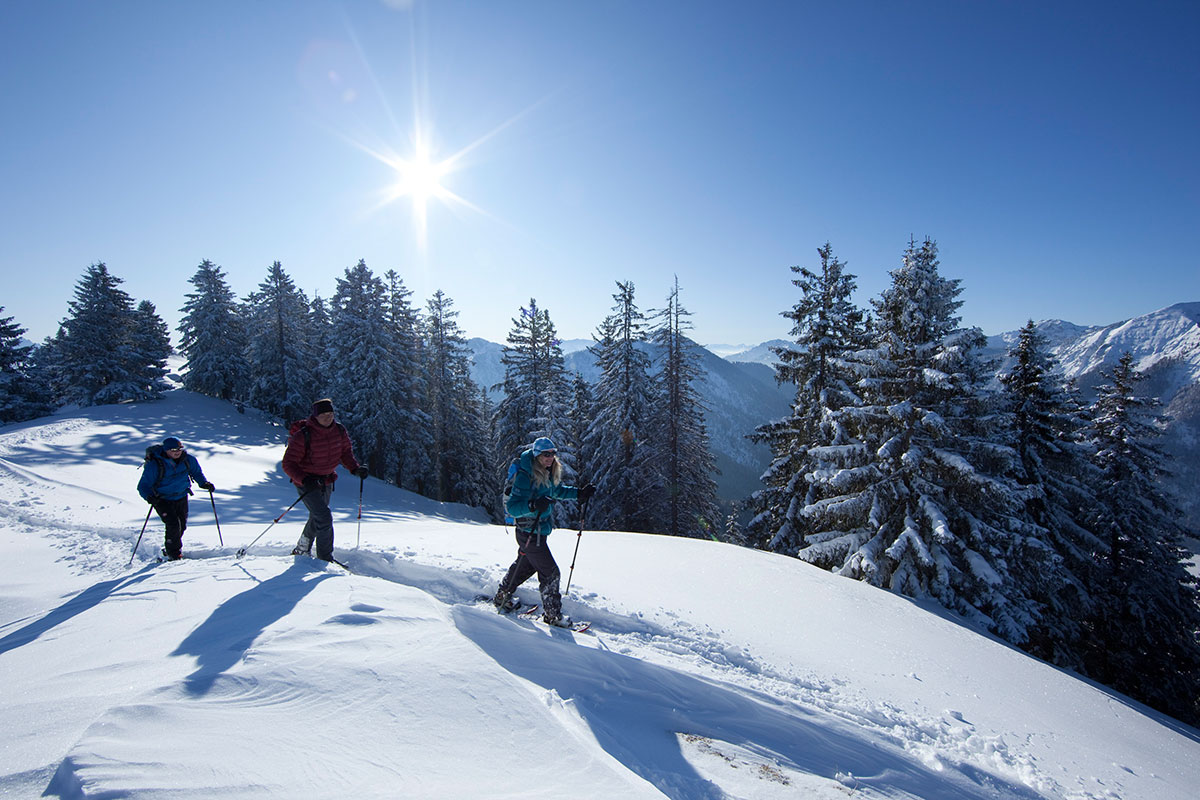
[[308, 294, 332, 396], [796, 239, 1043, 642], [56, 263, 145, 406], [647, 278, 719, 538], [494, 299, 573, 469], [999, 320, 1103, 666], [1083, 352, 1200, 724], [749, 243, 868, 553], [326, 260, 405, 482], [243, 261, 315, 423], [179, 260, 249, 401], [384, 270, 433, 493], [585, 281, 659, 532], [424, 290, 491, 505], [130, 300, 173, 400], [0, 308, 52, 423]]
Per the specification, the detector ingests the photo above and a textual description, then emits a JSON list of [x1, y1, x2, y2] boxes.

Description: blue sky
[[2, 1, 1197, 348]]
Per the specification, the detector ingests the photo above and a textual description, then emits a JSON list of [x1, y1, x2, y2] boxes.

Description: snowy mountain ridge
[[991, 302, 1200, 394], [2, 390, 1199, 798]]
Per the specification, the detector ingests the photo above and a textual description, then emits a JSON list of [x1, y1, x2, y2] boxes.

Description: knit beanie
[[531, 437, 557, 455], [312, 399, 335, 415], [162, 437, 183, 450]]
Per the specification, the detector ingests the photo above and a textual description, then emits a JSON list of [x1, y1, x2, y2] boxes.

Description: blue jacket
[[505, 449, 579, 536], [138, 446, 208, 502]]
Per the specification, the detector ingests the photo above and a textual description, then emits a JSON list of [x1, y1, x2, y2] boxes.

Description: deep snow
[[1, 390, 1198, 799]]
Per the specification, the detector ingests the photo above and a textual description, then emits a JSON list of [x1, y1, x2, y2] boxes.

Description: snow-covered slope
[[1051, 303, 1200, 390], [2, 391, 1198, 799]]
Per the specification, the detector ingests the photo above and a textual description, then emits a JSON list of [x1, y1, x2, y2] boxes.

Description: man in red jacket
[[282, 398, 368, 561]]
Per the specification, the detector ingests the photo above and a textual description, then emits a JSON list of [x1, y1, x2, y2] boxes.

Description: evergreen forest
[[1, 244, 1197, 726]]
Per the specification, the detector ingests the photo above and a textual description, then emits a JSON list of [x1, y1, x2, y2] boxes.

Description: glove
[[354, 466, 369, 479], [302, 475, 326, 491], [199, 481, 215, 492], [578, 483, 596, 503], [530, 496, 552, 514]]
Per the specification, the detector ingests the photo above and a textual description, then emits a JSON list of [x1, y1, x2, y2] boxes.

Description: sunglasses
[[538, 451, 557, 457]]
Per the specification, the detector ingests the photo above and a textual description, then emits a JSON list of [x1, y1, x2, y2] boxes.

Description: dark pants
[[152, 497, 189, 558], [295, 483, 335, 560], [498, 530, 562, 618]]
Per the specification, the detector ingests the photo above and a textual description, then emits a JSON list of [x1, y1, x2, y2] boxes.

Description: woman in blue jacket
[[137, 437, 214, 560], [493, 437, 594, 626]]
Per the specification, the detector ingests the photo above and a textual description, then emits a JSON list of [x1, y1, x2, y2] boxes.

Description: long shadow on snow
[[0, 567, 157, 655], [455, 609, 1046, 800], [170, 561, 334, 695]]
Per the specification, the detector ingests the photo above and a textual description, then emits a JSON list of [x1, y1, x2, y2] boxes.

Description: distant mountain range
[[469, 303, 1200, 529], [988, 303, 1200, 532]]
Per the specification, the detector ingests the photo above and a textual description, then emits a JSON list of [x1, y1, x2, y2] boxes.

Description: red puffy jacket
[[282, 416, 361, 486]]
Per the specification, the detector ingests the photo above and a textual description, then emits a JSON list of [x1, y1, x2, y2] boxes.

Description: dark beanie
[[162, 437, 183, 450], [312, 399, 335, 415]]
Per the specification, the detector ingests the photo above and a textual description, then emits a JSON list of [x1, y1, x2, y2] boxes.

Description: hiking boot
[[543, 612, 572, 628], [493, 590, 519, 613], [291, 547, 311, 556], [161, 548, 182, 561]]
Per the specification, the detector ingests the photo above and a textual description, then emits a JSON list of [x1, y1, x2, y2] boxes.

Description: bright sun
[[391, 143, 450, 205], [366, 131, 468, 252]]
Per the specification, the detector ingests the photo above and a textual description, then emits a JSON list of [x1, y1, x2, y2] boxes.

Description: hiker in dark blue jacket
[[138, 437, 214, 560], [493, 437, 595, 626]]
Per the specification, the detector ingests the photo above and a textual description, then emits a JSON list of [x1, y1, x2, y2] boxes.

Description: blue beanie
[[162, 437, 183, 450], [531, 437, 557, 455]]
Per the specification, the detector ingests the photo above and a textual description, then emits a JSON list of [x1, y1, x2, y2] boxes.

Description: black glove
[[530, 496, 552, 514], [578, 483, 596, 503], [146, 495, 160, 505], [302, 475, 326, 491], [354, 466, 369, 479], [199, 481, 215, 492]]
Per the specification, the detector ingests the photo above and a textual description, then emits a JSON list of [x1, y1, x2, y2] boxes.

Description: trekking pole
[[355, 475, 364, 549], [128, 506, 154, 567], [236, 489, 312, 558], [564, 498, 590, 596], [208, 489, 224, 547]]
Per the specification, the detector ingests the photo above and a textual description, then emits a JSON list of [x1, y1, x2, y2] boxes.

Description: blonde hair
[[530, 453, 562, 488]]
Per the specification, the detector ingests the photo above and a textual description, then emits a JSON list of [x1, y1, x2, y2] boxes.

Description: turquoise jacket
[[505, 449, 579, 536]]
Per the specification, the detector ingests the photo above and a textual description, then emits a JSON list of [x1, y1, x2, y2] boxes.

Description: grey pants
[[294, 482, 335, 560]]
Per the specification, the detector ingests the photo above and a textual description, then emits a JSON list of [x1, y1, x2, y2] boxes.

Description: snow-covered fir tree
[[749, 243, 868, 553], [325, 260, 405, 482], [178, 260, 249, 401], [494, 299, 574, 471], [54, 263, 149, 406], [384, 270, 432, 494], [585, 281, 660, 533], [0, 307, 52, 423], [242, 261, 316, 423], [998, 320, 1103, 666], [647, 278, 719, 538], [129, 301, 173, 400], [1082, 352, 1200, 725], [795, 239, 1044, 642], [307, 294, 332, 396], [423, 289, 492, 506]]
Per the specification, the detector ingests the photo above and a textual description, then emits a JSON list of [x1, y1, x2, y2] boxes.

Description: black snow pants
[[498, 529, 562, 618], [152, 497, 190, 559]]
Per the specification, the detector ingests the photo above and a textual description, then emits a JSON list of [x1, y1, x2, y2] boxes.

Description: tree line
[[3, 245, 1196, 724], [749, 238, 1200, 726], [0, 260, 720, 538]]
